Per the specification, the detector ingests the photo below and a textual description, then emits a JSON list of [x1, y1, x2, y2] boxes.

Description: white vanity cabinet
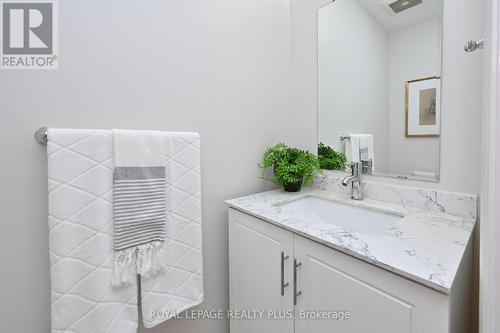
[[228, 208, 294, 333], [228, 208, 472, 333]]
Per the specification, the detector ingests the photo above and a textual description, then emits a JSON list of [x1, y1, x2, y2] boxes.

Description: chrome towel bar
[[34, 127, 48, 145], [339, 134, 351, 141]]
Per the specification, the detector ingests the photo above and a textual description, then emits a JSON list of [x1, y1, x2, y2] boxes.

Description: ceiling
[[355, 0, 442, 31]]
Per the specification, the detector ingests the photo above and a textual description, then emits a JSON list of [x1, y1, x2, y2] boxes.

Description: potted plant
[[260, 143, 321, 192], [317, 142, 347, 171]]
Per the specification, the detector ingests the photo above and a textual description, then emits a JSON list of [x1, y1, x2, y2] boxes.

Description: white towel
[[113, 130, 166, 167], [112, 130, 168, 288], [141, 131, 203, 328], [345, 134, 375, 170], [47, 129, 203, 332]]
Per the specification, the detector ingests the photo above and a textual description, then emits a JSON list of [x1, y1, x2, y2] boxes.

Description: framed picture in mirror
[[405, 77, 441, 137]]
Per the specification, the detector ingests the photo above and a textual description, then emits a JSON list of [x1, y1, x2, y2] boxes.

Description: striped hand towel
[[112, 130, 167, 287]]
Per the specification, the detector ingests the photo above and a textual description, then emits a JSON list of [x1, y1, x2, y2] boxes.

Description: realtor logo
[[1, 0, 58, 69]]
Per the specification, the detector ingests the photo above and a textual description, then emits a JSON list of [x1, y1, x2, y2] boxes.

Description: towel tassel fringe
[[112, 241, 165, 288]]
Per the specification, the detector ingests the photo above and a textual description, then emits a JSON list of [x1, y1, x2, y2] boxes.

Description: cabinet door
[[294, 236, 447, 333], [229, 209, 294, 333]]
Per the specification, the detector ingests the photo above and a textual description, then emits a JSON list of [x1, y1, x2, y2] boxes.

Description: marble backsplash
[[313, 171, 477, 219]]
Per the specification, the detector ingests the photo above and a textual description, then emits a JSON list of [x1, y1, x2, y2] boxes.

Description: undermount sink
[[277, 196, 402, 236]]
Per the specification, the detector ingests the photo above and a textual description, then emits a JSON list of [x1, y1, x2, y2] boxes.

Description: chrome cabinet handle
[[281, 251, 289, 296], [293, 258, 302, 305]]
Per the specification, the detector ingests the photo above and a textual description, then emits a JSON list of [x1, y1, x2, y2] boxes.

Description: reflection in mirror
[[318, 0, 442, 182]]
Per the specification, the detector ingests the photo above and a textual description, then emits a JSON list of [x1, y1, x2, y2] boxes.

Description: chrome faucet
[[342, 162, 363, 200]]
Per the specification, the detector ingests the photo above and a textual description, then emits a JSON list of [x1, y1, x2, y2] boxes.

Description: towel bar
[[34, 127, 48, 145], [339, 134, 351, 141]]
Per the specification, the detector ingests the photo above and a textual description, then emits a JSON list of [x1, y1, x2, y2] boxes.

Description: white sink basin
[[277, 196, 402, 236]]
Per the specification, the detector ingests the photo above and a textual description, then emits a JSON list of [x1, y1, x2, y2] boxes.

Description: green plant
[[317, 142, 347, 171], [260, 143, 321, 187], [261, 143, 289, 170]]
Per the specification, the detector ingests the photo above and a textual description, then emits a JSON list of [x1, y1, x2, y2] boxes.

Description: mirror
[[318, 0, 443, 182]]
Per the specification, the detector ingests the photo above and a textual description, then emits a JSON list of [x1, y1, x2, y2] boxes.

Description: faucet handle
[[361, 159, 373, 175], [350, 162, 362, 175], [344, 162, 364, 200]]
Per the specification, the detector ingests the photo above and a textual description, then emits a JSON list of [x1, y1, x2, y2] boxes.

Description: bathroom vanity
[[227, 174, 476, 333], [227, 2, 477, 330]]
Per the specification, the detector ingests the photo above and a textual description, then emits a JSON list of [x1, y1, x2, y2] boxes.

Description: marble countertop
[[226, 188, 476, 294]]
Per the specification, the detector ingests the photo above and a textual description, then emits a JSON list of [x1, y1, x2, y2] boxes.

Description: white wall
[[438, 0, 484, 195], [480, 0, 500, 331], [0, 0, 302, 332], [318, 0, 390, 171], [387, 18, 441, 177]]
